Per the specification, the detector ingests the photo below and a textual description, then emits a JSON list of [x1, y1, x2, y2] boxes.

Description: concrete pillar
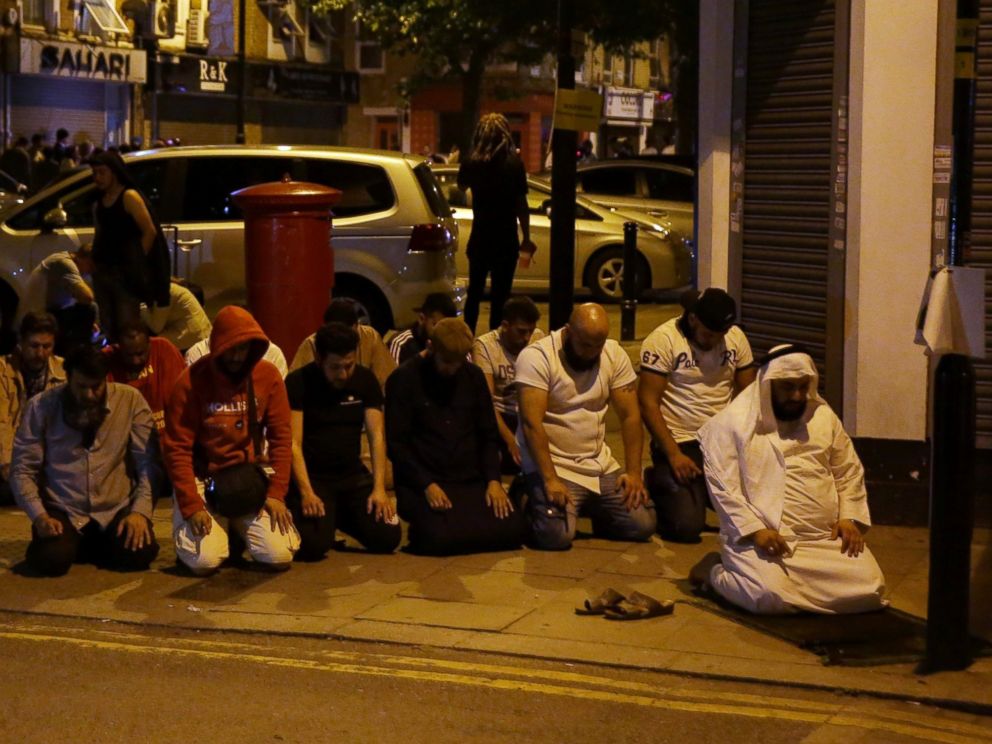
[[695, 0, 735, 292], [844, 0, 938, 440]]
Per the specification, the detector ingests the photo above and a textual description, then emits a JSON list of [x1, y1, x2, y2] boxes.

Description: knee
[[294, 523, 334, 562], [628, 511, 657, 542], [174, 531, 227, 576], [112, 540, 160, 571], [26, 542, 74, 577], [363, 526, 401, 554], [527, 516, 573, 551], [245, 527, 299, 568]]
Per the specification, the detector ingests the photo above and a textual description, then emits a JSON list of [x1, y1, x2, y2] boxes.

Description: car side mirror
[[41, 206, 68, 233]]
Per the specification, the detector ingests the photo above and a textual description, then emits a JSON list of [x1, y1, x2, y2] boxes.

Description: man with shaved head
[[515, 303, 656, 550]]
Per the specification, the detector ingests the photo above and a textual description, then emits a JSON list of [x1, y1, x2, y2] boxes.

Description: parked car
[[0, 146, 460, 335], [432, 166, 692, 301], [575, 159, 695, 244]]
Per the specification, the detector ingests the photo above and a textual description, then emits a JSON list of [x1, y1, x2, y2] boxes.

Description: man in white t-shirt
[[638, 288, 756, 543], [516, 303, 655, 550], [472, 296, 544, 472]]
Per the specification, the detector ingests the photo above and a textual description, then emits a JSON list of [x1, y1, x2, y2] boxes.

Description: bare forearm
[[366, 426, 387, 491], [290, 441, 315, 497], [522, 420, 557, 482], [641, 404, 681, 460], [619, 413, 643, 477]]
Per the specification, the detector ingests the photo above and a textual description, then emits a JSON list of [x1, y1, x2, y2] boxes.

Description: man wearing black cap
[[387, 292, 458, 365], [637, 288, 756, 543]]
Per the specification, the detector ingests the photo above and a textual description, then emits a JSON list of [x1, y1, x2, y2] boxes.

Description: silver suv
[[0, 146, 460, 334]]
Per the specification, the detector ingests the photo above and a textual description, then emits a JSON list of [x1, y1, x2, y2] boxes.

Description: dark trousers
[[396, 480, 525, 556], [92, 266, 141, 343], [464, 248, 519, 334], [288, 473, 402, 560], [647, 440, 710, 543], [25, 509, 160, 577]]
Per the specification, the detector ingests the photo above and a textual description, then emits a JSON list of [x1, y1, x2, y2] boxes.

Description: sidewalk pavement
[[1, 486, 989, 711]]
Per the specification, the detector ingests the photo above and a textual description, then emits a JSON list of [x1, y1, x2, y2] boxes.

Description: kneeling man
[[693, 345, 886, 614], [12, 347, 158, 575], [386, 318, 524, 555]]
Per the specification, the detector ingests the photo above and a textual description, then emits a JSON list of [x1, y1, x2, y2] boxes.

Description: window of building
[[20, 0, 47, 27], [83, 0, 131, 35], [356, 21, 384, 74], [623, 54, 635, 87]]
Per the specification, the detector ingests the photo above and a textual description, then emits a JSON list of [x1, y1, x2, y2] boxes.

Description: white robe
[[698, 357, 887, 615]]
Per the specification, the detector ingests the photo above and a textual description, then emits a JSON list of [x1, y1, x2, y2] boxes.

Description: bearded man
[[691, 345, 887, 615], [11, 346, 158, 576], [516, 303, 656, 550]]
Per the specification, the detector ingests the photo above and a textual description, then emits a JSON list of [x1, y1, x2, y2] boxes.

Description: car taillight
[[408, 223, 452, 252]]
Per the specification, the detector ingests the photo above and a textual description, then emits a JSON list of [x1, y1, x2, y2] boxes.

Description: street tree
[[303, 0, 688, 152]]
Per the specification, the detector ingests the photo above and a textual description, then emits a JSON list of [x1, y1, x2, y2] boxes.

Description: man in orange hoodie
[[163, 306, 299, 575]]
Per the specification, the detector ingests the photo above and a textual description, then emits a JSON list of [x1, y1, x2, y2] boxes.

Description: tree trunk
[[459, 51, 487, 156]]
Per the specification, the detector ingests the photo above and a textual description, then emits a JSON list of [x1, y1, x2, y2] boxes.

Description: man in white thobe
[[691, 345, 887, 614]]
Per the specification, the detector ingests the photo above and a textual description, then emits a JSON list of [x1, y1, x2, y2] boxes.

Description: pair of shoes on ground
[[575, 588, 675, 620]]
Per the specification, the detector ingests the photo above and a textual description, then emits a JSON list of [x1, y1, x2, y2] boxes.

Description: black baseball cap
[[418, 292, 458, 318], [684, 288, 737, 333]]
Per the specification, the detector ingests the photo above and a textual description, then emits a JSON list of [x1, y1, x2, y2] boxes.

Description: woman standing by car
[[457, 113, 537, 333], [90, 151, 170, 340]]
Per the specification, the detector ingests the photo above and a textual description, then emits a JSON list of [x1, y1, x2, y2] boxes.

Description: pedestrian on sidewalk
[[457, 113, 537, 333], [89, 151, 170, 341], [638, 288, 756, 543], [386, 318, 524, 555], [287, 322, 400, 559], [387, 292, 458, 366], [517, 303, 656, 550], [11, 346, 158, 576], [163, 306, 299, 575], [20, 244, 97, 356], [140, 280, 212, 354]]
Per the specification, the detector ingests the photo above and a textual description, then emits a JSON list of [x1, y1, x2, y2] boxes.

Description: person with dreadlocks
[[89, 150, 171, 341], [456, 113, 537, 333]]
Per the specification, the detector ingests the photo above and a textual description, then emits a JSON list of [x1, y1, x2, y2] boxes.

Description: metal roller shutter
[[972, 0, 992, 447], [734, 0, 848, 408], [9, 77, 115, 146]]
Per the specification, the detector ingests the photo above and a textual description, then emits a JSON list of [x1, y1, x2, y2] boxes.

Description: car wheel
[[585, 247, 649, 302], [333, 275, 393, 334]]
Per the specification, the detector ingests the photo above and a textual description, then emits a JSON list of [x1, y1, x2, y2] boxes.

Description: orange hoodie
[[163, 306, 292, 519]]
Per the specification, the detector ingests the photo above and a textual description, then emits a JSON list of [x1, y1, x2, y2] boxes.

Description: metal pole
[[549, 0, 577, 330], [621, 221, 637, 341], [235, 0, 247, 144], [922, 0, 979, 674]]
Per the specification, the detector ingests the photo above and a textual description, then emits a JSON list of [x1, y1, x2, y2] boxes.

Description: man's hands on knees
[[264, 498, 294, 535], [425, 483, 452, 511], [188, 509, 213, 537], [619, 471, 649, 510], [117, 512, 153, 551], [367, 487, 396, 522], [33, 513, 64, 538], [831, 519, 865, 557], [750, 528, 791, 558], [301, 489, 326, 518], [485, 480, 514, 519], [668, 448, 702, 484]]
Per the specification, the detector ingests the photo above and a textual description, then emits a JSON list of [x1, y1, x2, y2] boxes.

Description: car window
[[413, 163, 451, 218], [181, 156, 304, 222], [578, 168, 638, 197], [304, 159, 396, 218], [6, 159, 173, 231], [526, 183, 601, 221], [433, 171, 470, 207], [644, 168, 694, 202]]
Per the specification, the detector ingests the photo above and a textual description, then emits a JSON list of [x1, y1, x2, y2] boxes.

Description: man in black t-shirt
[[285, 323, 400, 559]]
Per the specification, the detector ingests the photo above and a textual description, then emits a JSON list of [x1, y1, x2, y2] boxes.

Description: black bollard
[[922, 352, 976, 673], [621, 221, 637, 341]]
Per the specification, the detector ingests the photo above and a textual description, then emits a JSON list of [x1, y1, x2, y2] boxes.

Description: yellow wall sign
[[555, 89, 603, 132]]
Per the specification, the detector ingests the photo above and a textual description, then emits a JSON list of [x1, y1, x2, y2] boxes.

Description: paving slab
[[358, 596, 533, 631]]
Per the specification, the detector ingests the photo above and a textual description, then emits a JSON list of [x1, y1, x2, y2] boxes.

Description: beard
[[562, 340, 599, 372], [421, 355, 457, 404], [62, 389, 108, 448], [772, 397, 808, 422]]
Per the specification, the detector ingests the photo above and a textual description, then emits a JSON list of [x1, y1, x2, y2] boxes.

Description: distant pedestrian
[[31, 147, 60, 192], [19, 244, 97, 355], [141, 281, 212, 353], [457, 113, 537, 333], [89, 150, 171, 341], [0, 137, 32, 189], [387, 292, 458, 365], [53, 128, 71, 162]]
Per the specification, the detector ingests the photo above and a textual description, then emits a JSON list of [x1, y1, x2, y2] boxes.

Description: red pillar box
[[231, 177, 341, 359]]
